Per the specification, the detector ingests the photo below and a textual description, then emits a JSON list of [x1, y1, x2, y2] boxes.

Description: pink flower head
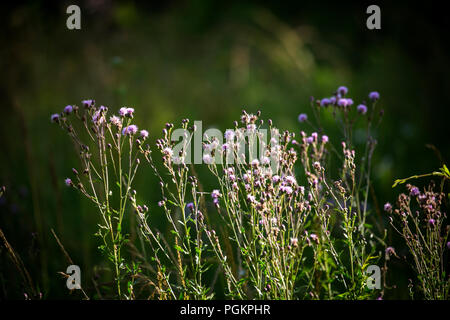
[[357, 104, 367, 114], [140, 130, 149, 139], [82, 99, 94, 108], [384, 202, 392, 213], [64, 105, 73, 114], [51, 113, 60, 123], [369, 91, 380, 101], [298, 113, 308, 123], [122, 125, 138, 136]]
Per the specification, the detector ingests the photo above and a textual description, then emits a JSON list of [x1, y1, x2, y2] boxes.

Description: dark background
[[0, 0, 449, 299]]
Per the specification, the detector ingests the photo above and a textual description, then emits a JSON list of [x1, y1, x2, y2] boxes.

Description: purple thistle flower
[[447, 242, 450, 250], [338, 98, 349, 107], [64, 178, 72, 186], [140, 130, 149, 139], [369, 91, 380, 101], [186, 202, 195, 212], [320, 98, 331, 107], [337, 86, 348, 95], [119, 107, 134, 117], [224, 129, 235, 141], [384, 202, 392, 213], [410, 187, 420, 197], [280, 185, 293, 194], [92, 110, 104, 124], [122, 125, 138, 136], [310, 233, 319, 243], [298, 113, 308, 123], [211, 189, 221, 199], [82, 99, 94, 108], [51, 113, 60, 123], [322, 135, 329, 143], [428, 218, 435, 226], [203, 154, 213, 164], [357, 104, 368, 114], [306, 136, 314, 144], [385, 247, 396, 256], [329, 96, 337, 104], [211, 189, 221, 205], [64, 105, 73, 114], [110, 115, 121, 126], [126, 107, 135, 117], [119, 107, 128, 117]]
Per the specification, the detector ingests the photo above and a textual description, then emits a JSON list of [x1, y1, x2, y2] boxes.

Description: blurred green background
[[1, 1, 449, 299]]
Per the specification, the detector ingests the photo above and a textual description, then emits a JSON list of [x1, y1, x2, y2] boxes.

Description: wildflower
[[82, 99, 94, 108], [186, 202, 195, 212], [247, 194, 256, 203], [385, 247, 396, 257], [222, 143, 229, 151], [447, 242, 450, 250], [64, 105, 73, 114], [110, 115, 121, 127], [337, 98, 349, 107], [203, 154, 213, 164], [384, 202, 392, 213], [313, 161, 321, 171], [140, 130, 149, 139], [357, 104, 368, 114], [280, 185, 293, 194], [64, 178, 72, 186], [410, 187, 420, 197], [369, 91, 380, 101], [247, 124, 256, 132], [298, 113, 308, 123], [92, 110, 105, 124], [299, 186, 305, 195], [329, 96, 337, 104], [211, 189, 221, 205], [306, 136, 314, 144], [261, 156, 270, 166], [272, 175, 281, 184], [119, 107, 128, 116], [310, 233, 319, 243], [321, 135, 329, 143], [290, 237, 298, 247], [119, 107, 135, 117], [320, 98, 331, 107], [251, 159, 260, 167], [51, 114, 60, 123], [285, 176, 297, 185], [122, 125, 138, 136], [163, 147, 173, 157], [428, 218, 435, 226], [337, 86, 348, 95], [224, 129, 235, 141], [158, 200, 165, 207]]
